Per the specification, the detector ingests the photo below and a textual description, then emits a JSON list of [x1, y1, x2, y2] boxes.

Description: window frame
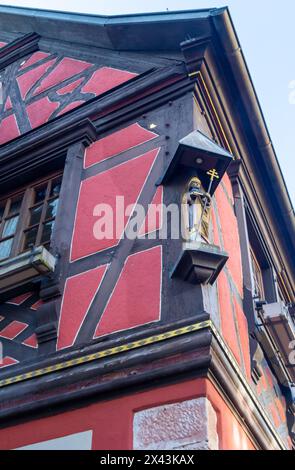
[[0, 191, 25, 259], [0, 171, 62, 262], [250, 246, 265, 300], [245, 207, 277, 304]]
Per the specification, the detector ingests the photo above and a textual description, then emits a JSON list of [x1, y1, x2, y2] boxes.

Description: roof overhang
[[0, 6, 214, 51]]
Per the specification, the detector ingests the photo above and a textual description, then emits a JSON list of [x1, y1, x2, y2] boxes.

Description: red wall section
[[70, 149, 159, 261], [56, 78, 84, 95], [0, 114, 20, 145], [214, 184, 253, 381], [0, 357, 18, 369], [81, 67, 137, 97], [26, 97, 59, 128], [221, 174, 234, 204], [33, 58, 92, 96], [17, 58, 56, 99], [138, 186, 163, 236], [206, 380, 255, 450], [0, 321, 28, 340], [30, 299, 44, 311], [94, 246, 162, 338], [3, 51, 137, 146], [4, 96, 12, 112], [57, 264, 108, 350], [0, 378, 255, 450], [217, 271, 242, 366], [6, 292, 33, 306], [22, 334, 38, 349], [255, 359, 290, 448], [20, 51, 50, 70], [84, 123, 157, 168], [57, 100, 85, 116], [215, 186, 243, 297]]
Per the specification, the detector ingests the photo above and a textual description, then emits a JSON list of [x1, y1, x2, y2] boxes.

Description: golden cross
[[207, 169, 219, 181]]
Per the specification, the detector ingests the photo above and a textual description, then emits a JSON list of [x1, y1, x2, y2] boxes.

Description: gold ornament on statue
[[182, 169, 219, 242]]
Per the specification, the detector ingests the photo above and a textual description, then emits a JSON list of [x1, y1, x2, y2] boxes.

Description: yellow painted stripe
[[0, 320, 211, 389]]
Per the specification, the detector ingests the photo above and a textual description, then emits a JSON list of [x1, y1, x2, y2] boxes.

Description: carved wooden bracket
[[171, 242, 228, 285]]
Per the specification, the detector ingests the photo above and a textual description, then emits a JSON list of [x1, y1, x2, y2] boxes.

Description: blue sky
[[1, 0, 294, 205]]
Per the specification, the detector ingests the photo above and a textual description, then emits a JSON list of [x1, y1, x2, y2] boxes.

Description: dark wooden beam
[[0, 33, 40, 70]]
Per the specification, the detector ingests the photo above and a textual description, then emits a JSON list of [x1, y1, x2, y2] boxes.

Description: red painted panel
[[71, 149, 159, 261], [56, 78, 84, 95], [57, 264, 108, 350], [17, 58, 56, 99], [269, 403, 280, 428], [138, 186, 163, 236], [57, 100, 85, 116], [0, 114, 20, 145], [259, 371, 268, 392], [94, 246, 162, 338], [0, 357, 18, 369], [206, 381, 255, 450], [217, 271, 242, 366], [274, 397, 287, 423], [26, 97, 59, 129], [215, 186, 243, 296], [20, 51, 50, 70], [0, 42, 7, 48], [84, 123, 157, 168], [6, 292, 33, 306], [4, 96, 12, 112], [81, 67, 136, 97], [0, 321, 28, 339], [265, 366, 275, 389], [30, 300, 44, 311], [22, 334, 38, 349], [33, 58, 92, 95], [221, 174, 234, 203]]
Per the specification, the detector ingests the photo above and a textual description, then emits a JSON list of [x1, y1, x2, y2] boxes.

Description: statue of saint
[[182, 176, 211, 242]]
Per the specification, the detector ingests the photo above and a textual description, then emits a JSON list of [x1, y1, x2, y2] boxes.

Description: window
[[0, 173, 62, 261], [250, 246, 264, 300], [23, 176, 62, 252], [246, 211, 277, 304], [0, 193, 24, 260]]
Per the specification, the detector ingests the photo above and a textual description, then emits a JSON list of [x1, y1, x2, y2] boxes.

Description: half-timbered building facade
[[0, 6, 294, 450]]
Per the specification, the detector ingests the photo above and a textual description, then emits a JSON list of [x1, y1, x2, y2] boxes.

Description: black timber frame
[[0, 32, 39, 70]]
